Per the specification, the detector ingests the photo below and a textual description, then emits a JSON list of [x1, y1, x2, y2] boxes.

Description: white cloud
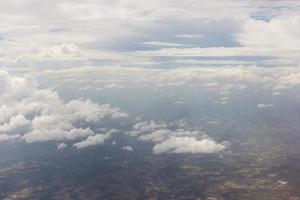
[[143, 41, 192, 47], [104, 83, 124, 89], [174, 100, 184, 105], [0, 0, 299, 69], [0, 114, 30, 133], [48, 43, 80, 58], [132, 120, 226, 154], [153, 136, 227, 154], [278, 71, 300, 87], [238, 16, 300, 49], [272, 91, 282, 96], [175, 34, 204, 39], [0, 134, 20, 142], [23, 128, 95, 143], [57, 143, 67, 150], [40, 65, 300, 96], [257, 103, 274, 108], [138, 129, 171, 143], [122, 146, 133, 151], [0, 69, 128, 144], [73, 133, 111, 149], [132, 120, 164, 133]]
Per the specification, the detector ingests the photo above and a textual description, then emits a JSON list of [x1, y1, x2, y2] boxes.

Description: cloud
[[0, 134, 20, 142], [122, 146, 133, 151], [238, 16, 300, 49], [174, 100, 184, 105], [73, 133, 111, 149], [257, 103, 274, 108], [153, 136, 227, 154], [132, 120, 165, 134], [40, 65, 300, 99], [138, 129, 171, 143], [143, 41, 192, 47], [47, 43, 80, 58], [278, 71, 300, 87], [103, 83, 124, 89], [23, 127, 95, 143], [57, 143, 67, 150], [175, 34, 204, 39], [132, 120, 227, 154], [0, 114, 30, 133], [0, 69, 128, 144], [272, 91, 282, 96], [1, 0, 299, 69]]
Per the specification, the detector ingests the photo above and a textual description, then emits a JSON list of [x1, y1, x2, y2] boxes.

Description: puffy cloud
[[48, 43, 80, 57], [0, 114, 30, 133], [132, 120, 227, 154], [73, 133, 111, 149], [238, 16, 300, 49], [122, 146, 133, 151], [0, 69, 128, 144], [278, 71, 300, 87], [23, 128, 94, 143], [153, 136, 227, 154]]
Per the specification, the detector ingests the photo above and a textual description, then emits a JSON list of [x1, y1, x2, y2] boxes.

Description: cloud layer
[[0, 0, 299, 70]]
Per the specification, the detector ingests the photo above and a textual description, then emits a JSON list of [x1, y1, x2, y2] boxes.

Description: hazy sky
[[0, 0, 300, 154], [0, 0, 300, 72]]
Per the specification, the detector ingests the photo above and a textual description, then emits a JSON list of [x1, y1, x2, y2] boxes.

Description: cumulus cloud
[[0, 114, 30, 133], [132, 120, 227, 154], [73, 133, 111, 149], [48, 43, 80, 57], [23, 127, 94, 143], [279, 71, 300, 87], [0, 69, 128, 145], [153, 136, 227, 154], [238, 16, 300, 49]]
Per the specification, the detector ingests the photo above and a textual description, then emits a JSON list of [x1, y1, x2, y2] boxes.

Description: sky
[[0, 0, 300, 71], [0, 0, 300, 154]]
